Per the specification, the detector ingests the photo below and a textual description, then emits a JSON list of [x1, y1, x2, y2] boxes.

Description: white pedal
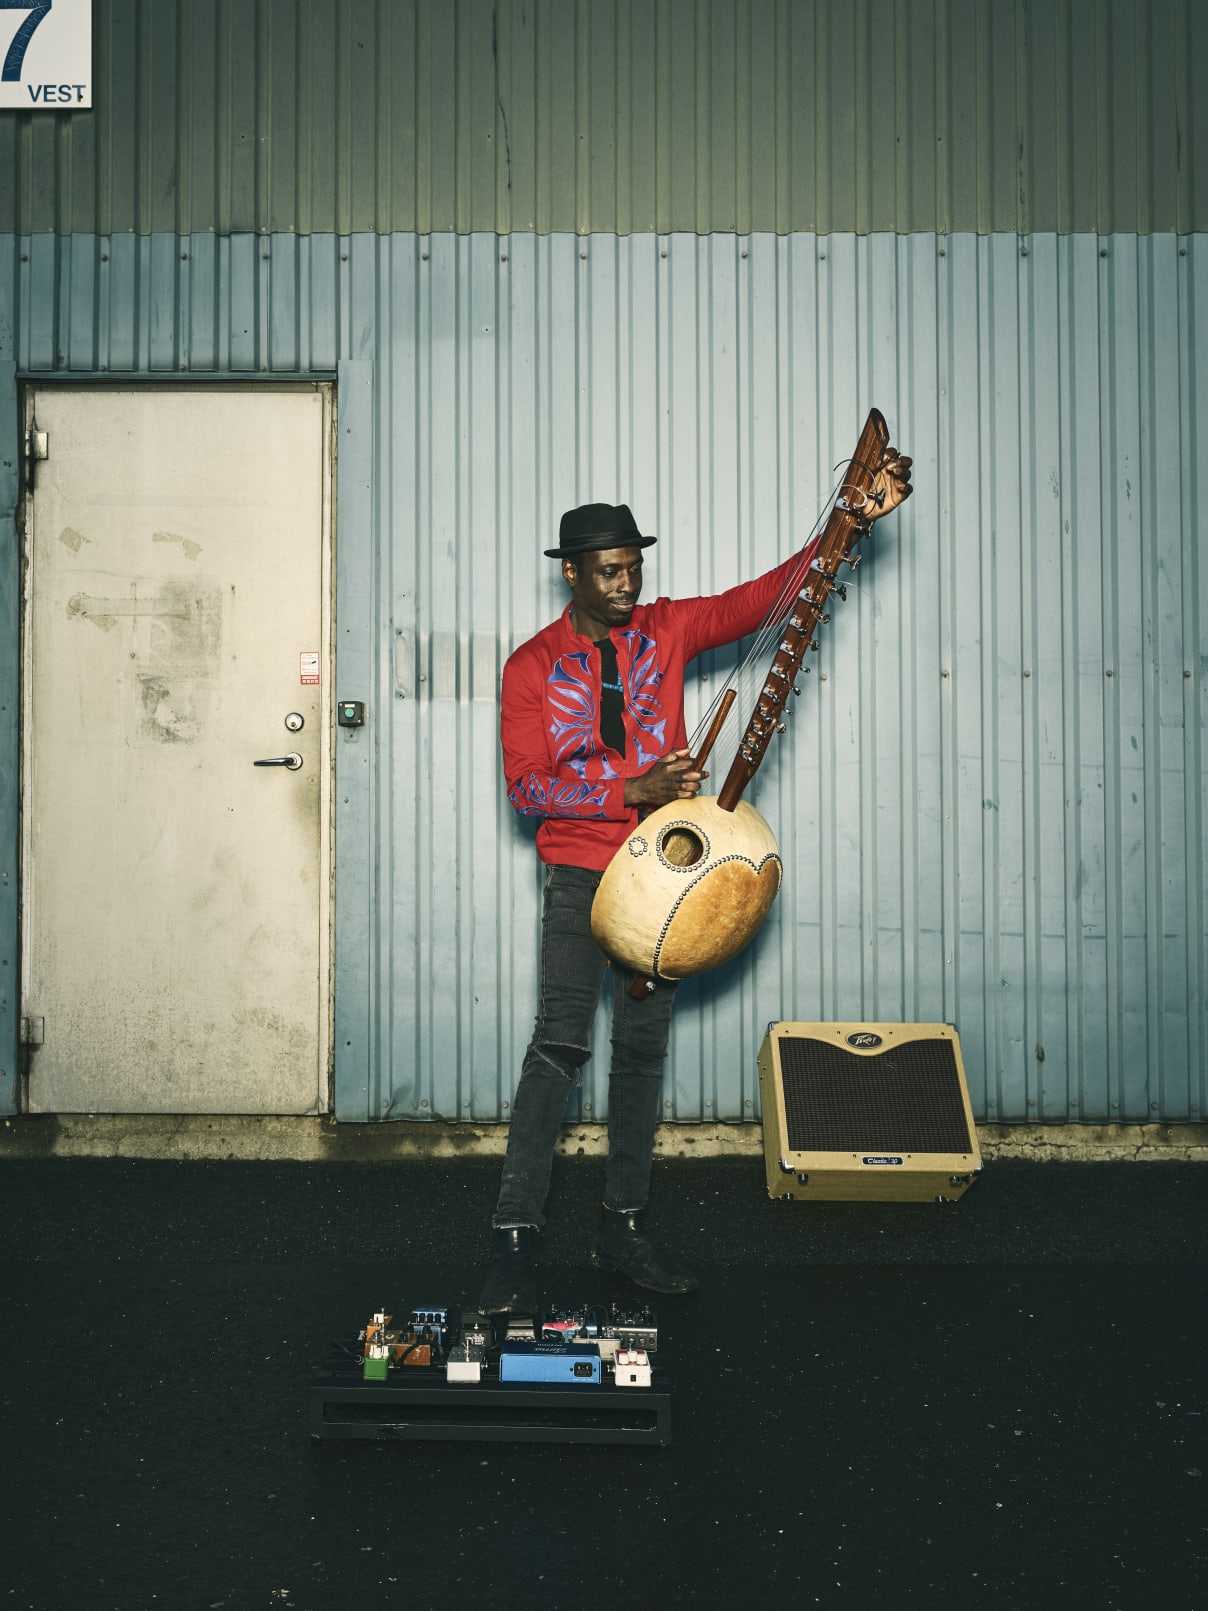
[[613, 1348, 651, 1388]]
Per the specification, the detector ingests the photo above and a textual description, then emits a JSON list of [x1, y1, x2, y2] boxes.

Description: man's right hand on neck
[[624, 750, 706, 808]]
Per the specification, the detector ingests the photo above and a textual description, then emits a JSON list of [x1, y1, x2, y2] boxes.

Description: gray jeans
[[493, 864, 678, 1229]]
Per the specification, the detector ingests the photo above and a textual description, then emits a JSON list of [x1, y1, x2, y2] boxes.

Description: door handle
[[253, 752, 303, 771]]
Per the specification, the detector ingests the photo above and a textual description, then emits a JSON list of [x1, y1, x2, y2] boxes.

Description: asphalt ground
[[2, 1155, 1206, 1611]]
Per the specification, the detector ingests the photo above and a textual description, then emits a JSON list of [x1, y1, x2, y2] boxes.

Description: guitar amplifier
[[757, 1022, 981, 1201]]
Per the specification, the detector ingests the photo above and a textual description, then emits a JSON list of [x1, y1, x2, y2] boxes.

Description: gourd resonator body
[[590, 796, 781, 980]]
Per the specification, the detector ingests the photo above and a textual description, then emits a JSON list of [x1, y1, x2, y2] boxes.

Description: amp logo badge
[[0, 1, 92, 110], [847, 1031, 884, 1050]]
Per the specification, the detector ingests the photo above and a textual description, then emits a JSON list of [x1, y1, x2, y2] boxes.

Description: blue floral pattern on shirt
[[546, 651, 598, 764], [618, 629, 666, 766], [508, 631, 668, 818]]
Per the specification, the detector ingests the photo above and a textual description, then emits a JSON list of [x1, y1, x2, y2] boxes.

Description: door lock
[[253, 752, 303, 771]]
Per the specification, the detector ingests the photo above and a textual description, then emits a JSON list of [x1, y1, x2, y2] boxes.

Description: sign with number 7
[[0, 0, 91, 110]]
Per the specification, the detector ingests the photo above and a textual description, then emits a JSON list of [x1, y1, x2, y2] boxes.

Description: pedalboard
[[310, 1303, 670, 1446]]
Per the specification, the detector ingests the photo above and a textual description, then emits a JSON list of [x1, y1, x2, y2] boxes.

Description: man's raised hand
[[870, 448, 913, 517]]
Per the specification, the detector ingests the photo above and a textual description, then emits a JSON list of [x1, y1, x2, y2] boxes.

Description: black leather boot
[[590, 1206, 698, 1294], [476, 1226, 539, 1315]]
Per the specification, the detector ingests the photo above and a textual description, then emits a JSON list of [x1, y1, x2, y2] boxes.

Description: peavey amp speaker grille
[[758, 1022, 981, 1202], [778, 1035, 972, 1155]]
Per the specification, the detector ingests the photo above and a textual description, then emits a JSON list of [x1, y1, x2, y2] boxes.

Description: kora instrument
[[591, 408, 908, 985]]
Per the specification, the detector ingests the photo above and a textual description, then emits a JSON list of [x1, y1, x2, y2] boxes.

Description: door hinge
[[24, 421, 48, 490], [20, 1016, 44, 1048]]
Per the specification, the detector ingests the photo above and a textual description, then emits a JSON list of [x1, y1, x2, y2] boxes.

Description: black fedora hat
[[544, 502, 656, 559]]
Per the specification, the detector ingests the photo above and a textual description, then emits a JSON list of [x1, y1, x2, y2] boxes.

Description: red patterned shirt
[[501, 540, 823, 870]]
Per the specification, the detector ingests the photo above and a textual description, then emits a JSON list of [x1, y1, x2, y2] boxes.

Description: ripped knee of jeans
[[526, 1042, 589, 1082]]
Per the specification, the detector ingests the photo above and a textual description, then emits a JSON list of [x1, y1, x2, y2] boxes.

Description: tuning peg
[[835, 584, 847, 601]]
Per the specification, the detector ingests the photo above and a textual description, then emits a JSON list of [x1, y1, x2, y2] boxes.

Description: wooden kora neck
[[715, 408, 890, 813]]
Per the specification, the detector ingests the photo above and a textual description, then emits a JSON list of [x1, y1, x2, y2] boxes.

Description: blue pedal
[[499, 1341, 602, 1385]]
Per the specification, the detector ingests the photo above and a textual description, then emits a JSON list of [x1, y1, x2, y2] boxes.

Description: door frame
[[13, 377, 337, 1115]]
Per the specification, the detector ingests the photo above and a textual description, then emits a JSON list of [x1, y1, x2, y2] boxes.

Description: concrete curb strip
[[1, 1114, 1206, 1163]]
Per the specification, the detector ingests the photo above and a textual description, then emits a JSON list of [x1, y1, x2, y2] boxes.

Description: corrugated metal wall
[[1, 0, 1204, 238], [1, 0, 1204, 1127], [4, 228, 1201, 1123]]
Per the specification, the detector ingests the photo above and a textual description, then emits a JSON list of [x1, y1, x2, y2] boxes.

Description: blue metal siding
[[0, 360, 18, 1115], [0, 228, 1204, 1124]]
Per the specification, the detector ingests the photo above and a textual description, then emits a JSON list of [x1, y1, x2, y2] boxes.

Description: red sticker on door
[[300, 652, 320, 685]]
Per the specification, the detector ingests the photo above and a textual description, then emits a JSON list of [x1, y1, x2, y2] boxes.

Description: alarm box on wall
[[758, 1023, 982, 1202]]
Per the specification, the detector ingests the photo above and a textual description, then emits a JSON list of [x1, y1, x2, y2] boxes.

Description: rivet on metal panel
[[819, 251, 826, 261], [1020, 246, 1028, 257], [1024, 669, 1031, 677], [1100, 248, 1108, 258], [1105, 668, 1114, 677], [421, 252, 428, 260], [501, 254, 508, 262], [740, 250, 748, 259], [580, 251, 587, 260], [938, 247, 946, 256], [942, 669, 949, 677], [660, 250, 667, 258]]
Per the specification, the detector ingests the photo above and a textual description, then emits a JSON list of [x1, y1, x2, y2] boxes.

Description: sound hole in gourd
[[659, 825, 705, 868]]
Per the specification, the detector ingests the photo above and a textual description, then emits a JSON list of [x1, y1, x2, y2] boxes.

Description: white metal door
[[21, 387, 332, 1113]]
